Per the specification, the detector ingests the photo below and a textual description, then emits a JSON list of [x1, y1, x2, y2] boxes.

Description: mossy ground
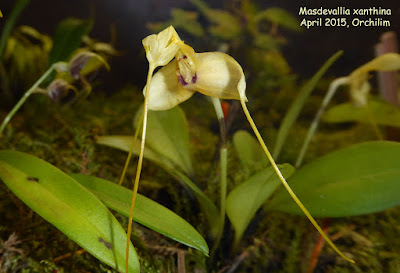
[[0, 85, 400, 273]]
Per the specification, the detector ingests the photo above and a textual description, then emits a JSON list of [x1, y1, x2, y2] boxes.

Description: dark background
[[1, 0, 399, 92]]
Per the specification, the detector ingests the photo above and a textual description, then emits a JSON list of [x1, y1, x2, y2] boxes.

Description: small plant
[[0, 50, 109, 135], [97, 26, 400, 272], [117, 26, 354, 273]]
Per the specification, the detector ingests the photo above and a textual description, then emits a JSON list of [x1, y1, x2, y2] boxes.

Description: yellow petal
[[348, 53, 400, 106], [350, 81, 370, 107], [142, 26, 183, 68], [183, 52, 247, 101], [351, 53, 400, 76], [143, 60, 195, 111]]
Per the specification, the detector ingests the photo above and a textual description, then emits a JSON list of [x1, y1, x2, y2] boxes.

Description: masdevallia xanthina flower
[[124, 26, 354, 272], [144, 43, 247, 110], [297, 53, 400, 167]]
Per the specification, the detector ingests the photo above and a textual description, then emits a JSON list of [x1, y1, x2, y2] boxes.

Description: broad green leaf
[[49, 18, 93, 64], [71, 174, 209, 255], [233, 130, 269, 173], [273, 51, 343, 159], [267, 141, 400, 217], [134, 105, 194, 176], [0, 151, 139, 272], [226, 164, 294, 246], [96, 135, 175, 169], [96, 136, 220, 238], [322, 99, 400, 127]]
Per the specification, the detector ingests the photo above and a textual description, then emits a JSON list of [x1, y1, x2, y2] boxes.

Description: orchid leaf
[[226, 164, 294, 246], [49, 17, 93, 64], [255, 7, 302, 32], [72, 174, 209, 255], [96, 136, 220, 238], [190, 0, 241, 40], [233, 130, 269, 173], [273, 51, 343, 159], [0, 0, 30, 58], [322, 99, 400, 127], [267, 141, 400, 217], [134, 105, 194, 176], [96, 135, 175, 170], [0, 150, 139, 273]]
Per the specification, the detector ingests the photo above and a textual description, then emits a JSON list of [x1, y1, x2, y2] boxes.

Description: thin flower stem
[[118, 111, 144, 185], [0, 65, 55, 136], [125, 65, 155, 273], [240, 99, 355, 264], [295, 77, 349, 168], [210, 97, 227, 254]]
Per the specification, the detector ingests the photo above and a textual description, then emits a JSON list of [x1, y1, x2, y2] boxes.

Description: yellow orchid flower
[[142, 25, 183, 69], [124, 26, 354, 272], [144, 43, 247, 110], [297, 53, 400, 167], [348, 53, 400, 106], [0, 10, 3, 17]]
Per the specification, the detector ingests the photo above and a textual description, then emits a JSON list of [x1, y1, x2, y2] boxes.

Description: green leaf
[[267, 141, 400, 217], [253, 34, 281, 51], [206, 10, 241, 40], [256, 8, 302, 32], [190, 0, 241, 40], [134, 105, 194, 176], [71, 174, 209, 255], [273, 51, 343, 159], [170, 9, 205, 37], [96, 136, 220, 238], [233, 130, 269, 173], [49, 18, 93, 64], [96, 135, 173, 169], [0, 0, 30, 58], [0, 151, 139, 272], [226, 164, 295, 246], [322, 99, 400, 127]]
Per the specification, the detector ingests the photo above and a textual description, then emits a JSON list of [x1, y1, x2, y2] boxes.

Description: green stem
[[118, 111, 144, 185], [125, 65, 155, 273], [210, 97, 227, 254], [295, 77, 349, 168], [0, 65, 55, 135]]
